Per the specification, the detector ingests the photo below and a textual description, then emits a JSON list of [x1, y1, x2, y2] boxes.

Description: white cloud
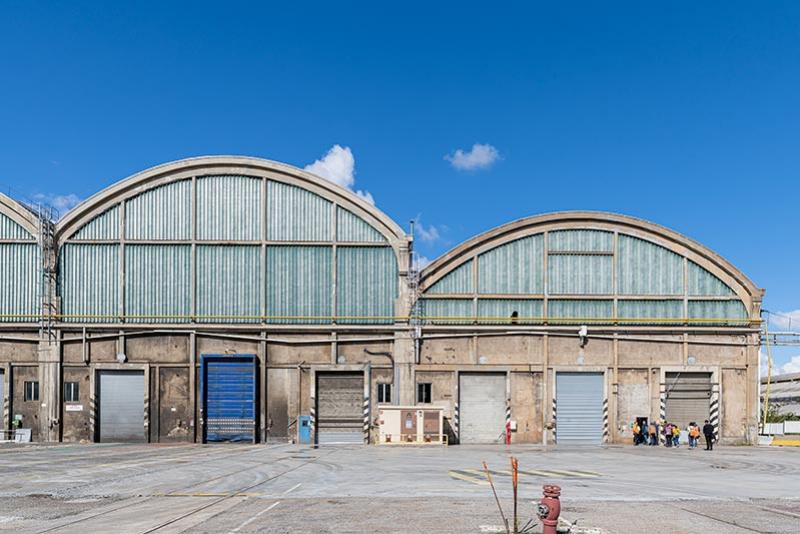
[[31, 193, 82, 217], [413, 255, 431, 270], [778, 356, 800, 375], [445, 143, 500, 171], [411, 216, 444, 245], [304, 144, 374, 205], [769, 310, 800, 331], [416, 223, 441, 244], [355, 190, 374, 205]]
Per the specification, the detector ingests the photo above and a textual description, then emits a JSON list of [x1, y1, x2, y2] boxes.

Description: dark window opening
[[64, 382, 80, 402], [377, 383, 392, 403], [417, 382, 432, 404], [24, 381, 39, 402]]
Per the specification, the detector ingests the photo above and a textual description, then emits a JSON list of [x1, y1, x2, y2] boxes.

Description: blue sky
[[1, 2, 798, 370]]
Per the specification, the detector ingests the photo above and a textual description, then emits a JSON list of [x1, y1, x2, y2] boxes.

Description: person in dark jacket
[[702, 420, 715, 451]]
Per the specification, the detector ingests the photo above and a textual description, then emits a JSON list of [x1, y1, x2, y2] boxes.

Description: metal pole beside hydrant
[[536, 484, 561, 534]]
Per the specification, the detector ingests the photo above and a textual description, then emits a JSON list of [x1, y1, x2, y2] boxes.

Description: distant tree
[[765, 404, 800, 423]]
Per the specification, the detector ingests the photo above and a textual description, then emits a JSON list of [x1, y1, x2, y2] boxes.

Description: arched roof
[[421, 211, 763, 315], [0, 192, 39, 238], [56, 156, 407, 245]]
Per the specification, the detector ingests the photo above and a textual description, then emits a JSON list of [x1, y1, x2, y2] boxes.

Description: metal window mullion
[[543, 231, 549, 323], [612, 231, 618, 324], [332, 203, 338, 324], [261, 177, 267, 323], [683, 257, 689, 325], [119, 201, 126, 323], [471, 257, 478, 322], [191, 176, 197, 322]]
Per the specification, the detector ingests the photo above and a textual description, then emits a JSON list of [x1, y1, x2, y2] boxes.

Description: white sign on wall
[[65, 404, 83, 412]]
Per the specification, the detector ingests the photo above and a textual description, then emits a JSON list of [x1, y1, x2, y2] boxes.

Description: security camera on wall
[[578, 325, 588, 347], [116, 352, 127, 364]]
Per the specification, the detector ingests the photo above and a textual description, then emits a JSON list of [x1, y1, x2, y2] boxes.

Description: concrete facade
[[0, 157, 764, 445]]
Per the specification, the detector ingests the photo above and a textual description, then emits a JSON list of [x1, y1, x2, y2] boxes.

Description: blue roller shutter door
[[202, 355, 256, 443], [556, 372, 604, 445]]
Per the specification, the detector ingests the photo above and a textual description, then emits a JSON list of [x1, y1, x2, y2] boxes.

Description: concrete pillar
[[38, 340, 61, 442], [394, 331, 415, 405]]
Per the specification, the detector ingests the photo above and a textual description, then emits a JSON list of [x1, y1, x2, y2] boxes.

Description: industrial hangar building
[[0, 156, 764, 446]]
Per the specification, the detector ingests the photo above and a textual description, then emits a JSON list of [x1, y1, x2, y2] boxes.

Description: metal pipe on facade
[[364, 349, 397, 406]]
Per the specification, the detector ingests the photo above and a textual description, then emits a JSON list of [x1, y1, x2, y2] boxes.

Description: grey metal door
[[665, 372, 711, 428], [556, 372, 604, 445], [316, 373, 363, 444], [98, 370, 145, 442], [459, 373, 506, 444]]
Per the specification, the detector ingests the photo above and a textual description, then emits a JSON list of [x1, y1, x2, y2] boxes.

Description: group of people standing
[[631, 419, 716, 450]]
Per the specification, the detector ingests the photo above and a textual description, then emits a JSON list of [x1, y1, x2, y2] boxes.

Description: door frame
[[310, 365, 370, 445], [200, 354, 258, 444], [92, 364, 149, 443]]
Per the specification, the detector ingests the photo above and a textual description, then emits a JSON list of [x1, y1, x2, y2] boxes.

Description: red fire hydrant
[[536, 484, 561, 534]]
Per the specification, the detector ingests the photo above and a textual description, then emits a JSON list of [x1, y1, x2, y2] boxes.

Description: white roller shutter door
[[459, 373, 506, 444], [98, 370, 145, 443], [556, 372, 604, 445]]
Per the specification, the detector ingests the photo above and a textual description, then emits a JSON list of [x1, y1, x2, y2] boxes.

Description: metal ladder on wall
[[36, 204, 58, 342]]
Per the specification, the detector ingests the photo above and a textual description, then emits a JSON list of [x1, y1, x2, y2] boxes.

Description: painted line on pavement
[[283, 483, 302, 495], [229, 501, 280, 533]]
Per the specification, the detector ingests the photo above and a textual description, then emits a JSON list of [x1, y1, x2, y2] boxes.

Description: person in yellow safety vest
[[632, 422, 640, 445], [672, 424, 681, 448], [688, 423, 700, 449]]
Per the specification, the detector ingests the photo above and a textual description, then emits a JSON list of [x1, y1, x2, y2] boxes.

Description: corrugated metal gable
[[197, 245, 261, 323], [421, 298, 472, 325], [617, 235, 683, 295], [337, 207, 385, 242], [477, 299, 543, 323], [548, 229, 613, 252], [336, 246, 397, 324], [0, 243, 39, 322], [426, 261, 473, 294], [477, 235, 544, 294], [125, 245, 191, 322], [60, 244, 119, 322], [72, 205, 119, 240], [266, 245, 332, 324], [126, 180, 191, 240], [267, 181, 331, 241], [618, 299, 683, 324], [548, 299, 613, 322], [197, 176, 262, 241], [548, 254, 613, 294], [688, 261, 734, 296], [0, 212, 33, 240], [688, 300, 747, 323]]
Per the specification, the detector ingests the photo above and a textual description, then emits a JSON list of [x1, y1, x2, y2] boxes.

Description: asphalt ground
[[1, 441, 799, 533]]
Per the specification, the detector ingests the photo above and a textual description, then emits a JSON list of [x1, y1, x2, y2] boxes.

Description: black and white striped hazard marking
[[89, 395, 96, 439], [363, 396, 370, 443], [309, 400, 316, 440], [506, 400, 511, 439], [709, 389, 720, 439], [602, 398, 609, 443], [659, 392, 667, 444], [143, 394, 149, 431], [453, 403, 459, 440]]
